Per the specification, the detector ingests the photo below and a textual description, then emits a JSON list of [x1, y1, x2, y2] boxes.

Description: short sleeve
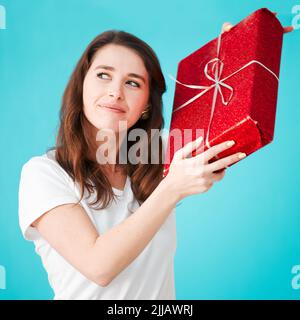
[[18, 156, 80, 241]]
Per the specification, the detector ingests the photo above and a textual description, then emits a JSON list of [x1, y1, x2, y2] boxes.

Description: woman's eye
[[97, 72, 110, 79], [127, 80, 140, 88], [97, 73, 140, 88]]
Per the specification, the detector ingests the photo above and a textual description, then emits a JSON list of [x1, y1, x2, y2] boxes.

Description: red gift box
[[163, 8, 284, 178]]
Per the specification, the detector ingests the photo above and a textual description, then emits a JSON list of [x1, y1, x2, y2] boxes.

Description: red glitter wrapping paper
[[163, 8, 284, 178]]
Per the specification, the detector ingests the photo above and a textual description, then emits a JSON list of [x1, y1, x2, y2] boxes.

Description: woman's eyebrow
[[94, 65, 146, 84]]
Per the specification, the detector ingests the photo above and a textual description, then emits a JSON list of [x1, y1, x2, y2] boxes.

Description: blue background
[[0, 0, 299, 299]]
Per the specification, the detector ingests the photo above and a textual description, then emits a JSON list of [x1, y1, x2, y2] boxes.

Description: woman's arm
[[33, 178, 178, 287], [33, 137, 242, 287]]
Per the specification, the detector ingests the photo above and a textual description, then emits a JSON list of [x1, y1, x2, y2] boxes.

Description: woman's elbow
[[85, 266, 112, 287]]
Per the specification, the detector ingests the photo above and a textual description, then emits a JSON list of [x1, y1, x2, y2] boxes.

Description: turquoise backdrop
[[0, 0, 299, 299]]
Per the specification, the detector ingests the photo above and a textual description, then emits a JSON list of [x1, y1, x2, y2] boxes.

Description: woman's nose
[[108, 84, 124, 100]]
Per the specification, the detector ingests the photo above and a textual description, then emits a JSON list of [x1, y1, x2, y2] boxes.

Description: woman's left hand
[[222, 11, 294, 34]]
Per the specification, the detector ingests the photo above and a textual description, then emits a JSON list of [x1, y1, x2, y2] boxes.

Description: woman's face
[[83, 44, 150, 134]]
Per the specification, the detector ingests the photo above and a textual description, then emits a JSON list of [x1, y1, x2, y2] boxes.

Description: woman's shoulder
[[21, 148, 65, 178]]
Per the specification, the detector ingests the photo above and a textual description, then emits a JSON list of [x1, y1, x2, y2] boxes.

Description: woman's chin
[[94, 122, 124, 134]]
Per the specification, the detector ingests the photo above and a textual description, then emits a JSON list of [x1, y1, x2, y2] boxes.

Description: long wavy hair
[[48, 30, 167, 210]]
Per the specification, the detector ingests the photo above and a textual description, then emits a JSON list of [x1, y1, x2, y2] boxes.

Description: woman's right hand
[[164, 136, 246, 202]]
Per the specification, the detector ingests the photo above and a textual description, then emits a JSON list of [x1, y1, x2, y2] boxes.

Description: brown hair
[[48, 30, 167, 210]]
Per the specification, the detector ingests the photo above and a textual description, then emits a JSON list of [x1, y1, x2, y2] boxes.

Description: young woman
[[18, 19, 293, 300]]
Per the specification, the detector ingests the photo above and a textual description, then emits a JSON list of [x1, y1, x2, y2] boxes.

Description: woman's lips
[[97, 105, 126, 113]]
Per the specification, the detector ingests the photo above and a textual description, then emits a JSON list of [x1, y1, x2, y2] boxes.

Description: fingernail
[[238, 152, 246, 159], [227, 140, 235, 147]]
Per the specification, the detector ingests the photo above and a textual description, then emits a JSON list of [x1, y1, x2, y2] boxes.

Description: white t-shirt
[[18, 149, 177, 300]]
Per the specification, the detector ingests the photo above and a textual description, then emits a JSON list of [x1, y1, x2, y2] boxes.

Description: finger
[[210, 169, 226, 182], [206, 152, 246, 172], [271, 12, 294, 33], [195, 140, 236, 163], [212, 167, 227, 174], [283, 26, 294, 33], [221, 22, 233, 33], [173, 136, 203, 161]]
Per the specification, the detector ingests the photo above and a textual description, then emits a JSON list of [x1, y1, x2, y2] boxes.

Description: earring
[[141, 104, 151, 120]]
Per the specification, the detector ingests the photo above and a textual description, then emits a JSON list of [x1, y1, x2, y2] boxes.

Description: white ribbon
[[169, 28, 279, 149]]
